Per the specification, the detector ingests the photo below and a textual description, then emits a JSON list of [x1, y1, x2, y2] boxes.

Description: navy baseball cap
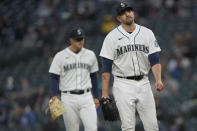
[[116, 2, 134, 16], [69, 28, 85, 40]]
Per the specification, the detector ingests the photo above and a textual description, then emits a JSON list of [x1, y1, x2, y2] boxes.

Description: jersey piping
[[134, 26, 141, 75], [116, 27, 130, 40], [116, 27, 136, 76]]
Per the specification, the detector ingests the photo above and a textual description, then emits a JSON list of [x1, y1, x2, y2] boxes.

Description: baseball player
[[100, 2, 164, 131], [49, 27, 99, 131]]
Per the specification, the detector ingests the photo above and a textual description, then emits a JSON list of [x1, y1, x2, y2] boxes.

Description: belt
[[62, 88, 90, 95], [116, 75, 144, 81]]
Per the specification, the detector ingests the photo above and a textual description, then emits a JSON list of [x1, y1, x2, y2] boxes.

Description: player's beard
[[124, 17, 134, 25]]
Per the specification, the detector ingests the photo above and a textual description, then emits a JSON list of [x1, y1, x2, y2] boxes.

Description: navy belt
[[116, 75, 144, 81], [62, 88, 90, 95]]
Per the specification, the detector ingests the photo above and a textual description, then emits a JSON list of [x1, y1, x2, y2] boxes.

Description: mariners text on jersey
[[64, 63, 91, 72], [100, 24, 161, 77], [49, 47, 99, 91], [116, 44, 149, 57]]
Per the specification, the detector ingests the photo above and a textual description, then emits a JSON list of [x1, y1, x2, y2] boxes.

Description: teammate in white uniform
[[100, 2, 164, 131], [49, 27, 99, 131]]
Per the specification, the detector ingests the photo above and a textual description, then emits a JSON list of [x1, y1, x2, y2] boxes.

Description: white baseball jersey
[[49, 47, 98, 91], [100, 24, 161, 77]]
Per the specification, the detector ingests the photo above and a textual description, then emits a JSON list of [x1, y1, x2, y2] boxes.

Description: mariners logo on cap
[[77, 29, 82, 35], [120, 3, 126, 7]]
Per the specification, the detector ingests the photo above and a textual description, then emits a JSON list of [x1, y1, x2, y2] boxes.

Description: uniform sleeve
[[49, 54, 62, 75], [148, 30, 161, 55], [90, 72, 98, 98], [148, 52, 160, 67], [101, 57, 113, 73], [49, 73, 59, 96], [99, 34, 114, 60], [90, 52, 99, 73]]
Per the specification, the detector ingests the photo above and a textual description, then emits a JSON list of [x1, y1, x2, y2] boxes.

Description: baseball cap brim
[[71, 35, 85, 40], [117, 6, 134, 16]]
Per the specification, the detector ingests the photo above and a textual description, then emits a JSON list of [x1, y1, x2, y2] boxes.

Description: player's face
[[117, 10, 134, 25], [70, 38, 84, 51]]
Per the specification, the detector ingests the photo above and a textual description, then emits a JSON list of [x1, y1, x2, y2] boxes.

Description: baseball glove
[[46, 97, 66, 120], [99, 97, 120, 121]]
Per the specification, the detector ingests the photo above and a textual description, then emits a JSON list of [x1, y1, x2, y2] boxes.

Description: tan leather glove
[[46, 97, 66, 120]]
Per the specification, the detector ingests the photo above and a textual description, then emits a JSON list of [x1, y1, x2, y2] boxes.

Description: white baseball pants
[[113, 76, 159, 131], [61, 92, 97, 131]]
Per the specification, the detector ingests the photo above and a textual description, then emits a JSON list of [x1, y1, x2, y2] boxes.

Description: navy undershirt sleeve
[[90, 72, 98, 98], [102, 57, 113, 73], [148, 52, 160, 67], [49, 73, 60, 97]]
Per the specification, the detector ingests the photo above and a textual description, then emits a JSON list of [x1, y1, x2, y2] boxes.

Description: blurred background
[[0, 0, 197, 131]]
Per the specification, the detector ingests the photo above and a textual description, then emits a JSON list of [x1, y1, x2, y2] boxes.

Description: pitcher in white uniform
[[49, 27, 99, 131], [100, 2, 164, 131]]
